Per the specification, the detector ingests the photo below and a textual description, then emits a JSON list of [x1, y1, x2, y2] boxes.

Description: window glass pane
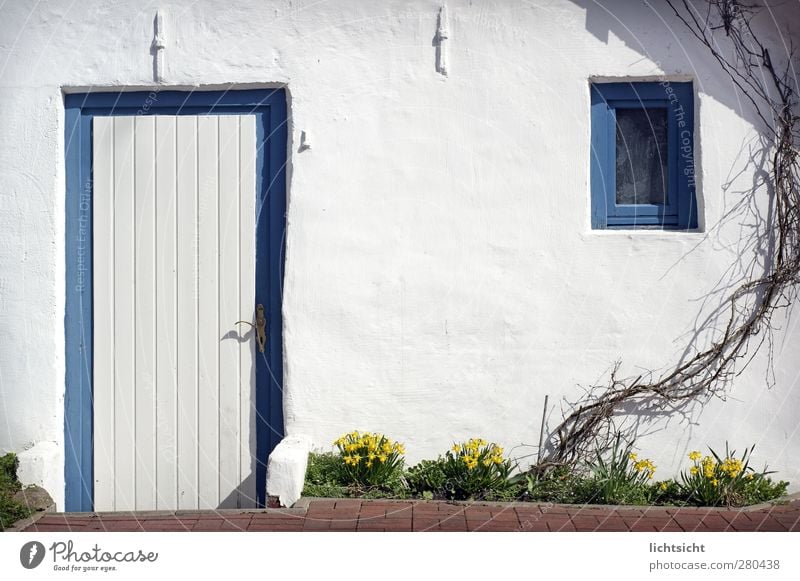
[[615, 108, 669, 205]]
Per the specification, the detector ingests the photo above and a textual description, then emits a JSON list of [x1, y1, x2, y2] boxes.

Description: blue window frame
[[590, 81, 698, 229]]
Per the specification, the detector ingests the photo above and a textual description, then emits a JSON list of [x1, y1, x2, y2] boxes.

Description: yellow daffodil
[[720, 457, 743, 478], [690, 466, 699, 475], [688, 450, 702, 462]]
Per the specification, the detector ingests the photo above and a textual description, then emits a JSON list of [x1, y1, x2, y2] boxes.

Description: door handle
[[235, 304, 267, 353], [254, 304, 266, 353]]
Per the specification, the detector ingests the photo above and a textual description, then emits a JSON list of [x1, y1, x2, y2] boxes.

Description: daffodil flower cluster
[[687, 454, 722, 480], [720, 457, 744, 478], [434, 437, 515, 499], [700, 455, 716, 478], [679, 445, 770, 506], [451, 438, 505, 471], [633, 458, 656, 480], [629, 455, 656, 480], [686, 452, 746, 485], [333, 431, 405, 487]]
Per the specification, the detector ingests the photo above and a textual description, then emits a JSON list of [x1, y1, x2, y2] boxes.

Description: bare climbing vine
[[535, 0, 800, 471]]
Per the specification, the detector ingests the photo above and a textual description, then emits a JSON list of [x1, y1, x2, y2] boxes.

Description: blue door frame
[[64, 89, 287, 512]]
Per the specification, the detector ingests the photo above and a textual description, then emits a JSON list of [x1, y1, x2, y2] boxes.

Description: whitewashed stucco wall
[[1, 0, 799, 508]]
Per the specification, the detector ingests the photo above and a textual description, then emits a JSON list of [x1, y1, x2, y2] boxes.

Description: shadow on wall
[[536, 0, 797, 454], [575, 0, 793, 369]]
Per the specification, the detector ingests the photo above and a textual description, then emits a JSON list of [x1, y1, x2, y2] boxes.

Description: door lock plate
[[236, 304, 267, 353]]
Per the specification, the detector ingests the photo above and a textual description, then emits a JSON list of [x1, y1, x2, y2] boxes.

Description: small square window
[[590, 81, 698, 229]]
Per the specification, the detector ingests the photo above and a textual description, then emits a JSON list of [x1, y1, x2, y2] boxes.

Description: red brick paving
[[17, 498, 800, 532]]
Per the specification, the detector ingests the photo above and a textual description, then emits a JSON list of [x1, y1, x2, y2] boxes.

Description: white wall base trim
[[17, 441, 62, 511], [265, 435, 311, 508]]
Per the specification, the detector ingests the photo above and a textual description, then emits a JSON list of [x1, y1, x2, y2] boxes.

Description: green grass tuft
[[0, 453, 32, 530]]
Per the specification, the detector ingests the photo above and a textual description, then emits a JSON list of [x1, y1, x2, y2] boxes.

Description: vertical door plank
[[92, 117, 115, 511], [196, 116, 220, 508], [154, 116, 178, 509], [112, 116, 136, 511], [133, 117, 157, 510], [94, 113, 260, 512], [239, 116, 257, 507], [176, 116, 199, 510], [217, 116, 242, 508]]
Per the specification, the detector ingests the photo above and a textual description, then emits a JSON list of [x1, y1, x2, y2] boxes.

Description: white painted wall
[[1, 0, 799, 508]]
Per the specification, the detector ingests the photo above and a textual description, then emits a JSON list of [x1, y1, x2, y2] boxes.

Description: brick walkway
[[18, 498, 800, 532]]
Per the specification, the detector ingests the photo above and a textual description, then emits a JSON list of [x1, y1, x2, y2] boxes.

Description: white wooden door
[[92, 115, 257, 511]]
